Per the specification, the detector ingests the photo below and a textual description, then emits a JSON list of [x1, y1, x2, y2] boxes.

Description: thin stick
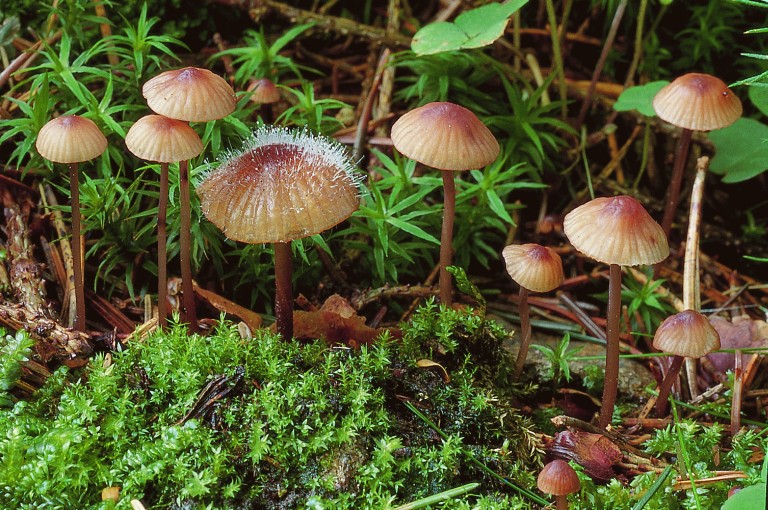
[[68, 162, 86, 331], [178, 160, 197, 332], [157, 162, 169, 329], [273, 241, 293, 339], [440, 170, 456, 307]]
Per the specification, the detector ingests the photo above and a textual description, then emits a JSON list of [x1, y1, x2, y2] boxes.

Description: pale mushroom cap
[[653, 310, 721, 358], [248, 78, 281, 104], [653, 73, 742, 131], [537, 459, 581, 496], [143, 67, 236, 122], [390, 101, 500, 171], [197, 126, 361, 244], [125, 115, 203, 163], [36, 115, 107, 164], [563, 195, 669, 266], [502, 243, 564, 293]]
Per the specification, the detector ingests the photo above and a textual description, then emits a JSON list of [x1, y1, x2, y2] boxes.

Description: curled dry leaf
[[549, 430, 622, 480], [707, 315, 768, 374]]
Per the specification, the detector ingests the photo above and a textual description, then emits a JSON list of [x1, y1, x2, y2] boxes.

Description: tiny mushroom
[[247, 78, 281, 123], [564, 195, 668, 428], [196, 125, 361, 340], [537, 459, 580, 510], [652, 310, 720, 415], [125, 114, 204, 329], [652, 73, 742, 238], [36, 115, 107, 331], [391, 101, 499, 307], [502, 243, 564, 379]]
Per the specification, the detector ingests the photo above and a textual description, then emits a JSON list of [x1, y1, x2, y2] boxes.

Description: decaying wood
[[41, 183, 77, 328]]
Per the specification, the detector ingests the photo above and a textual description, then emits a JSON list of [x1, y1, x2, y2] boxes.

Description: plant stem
[[599, 263, 622, 429], [68, 162, 86, 331], [157, 162, 169, 330], [179, 160, 197, 332], [513, 287, 531, 379], [655, 354, 684, 416], [440, 170, 456, 307], [660, 128, 693, 238], [274, 241, 293, 340], [544, 0, 567, 118]]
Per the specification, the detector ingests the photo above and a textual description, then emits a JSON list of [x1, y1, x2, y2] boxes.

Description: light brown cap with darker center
[[36, 115, 107, 164], [653, 73, 742, 131], [248, 78, 281, 104], [653, 310, 720, 358], [502, 243, 564, 293], [143, 67, 236, 122], [390, 101, 500, 171], [125, 115, 203, 163], [537, 459, 581, 496]]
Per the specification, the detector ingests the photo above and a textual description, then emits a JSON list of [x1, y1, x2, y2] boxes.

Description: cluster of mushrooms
[[35, 65, 741, 506]]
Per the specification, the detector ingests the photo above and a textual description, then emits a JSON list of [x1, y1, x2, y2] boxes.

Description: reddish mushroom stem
[[513, 287, 531, 379], [556, 495, 568, 510], [599, 263, 622, 429], [440, 170, 456, 307], [178, 160, 197, 332], [660, 128, 693, 238], [157, 162, 169, 329], [68, 162, 86, 331], [655, 354, 685, 416], [273, 241, 293, 340]]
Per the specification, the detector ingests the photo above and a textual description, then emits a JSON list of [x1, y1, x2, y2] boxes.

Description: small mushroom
[[537, 459, 580, 510], [247, 78, 281, 123]]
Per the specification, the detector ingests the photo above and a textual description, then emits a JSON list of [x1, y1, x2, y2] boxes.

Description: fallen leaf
[[549, 430, 622, 480]]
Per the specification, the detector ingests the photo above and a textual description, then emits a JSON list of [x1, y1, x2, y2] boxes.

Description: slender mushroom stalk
[[391, 102, 499, 307], [177, 160, 197, 329], [157, 162, 169, 327], [537, 459, 580, 510], [273, 241, 293, 340], [36, 115, 107, 331]]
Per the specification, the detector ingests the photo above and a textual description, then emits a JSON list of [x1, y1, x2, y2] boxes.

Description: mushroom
[[196, 125, 360, 340], [390, 102, 499, 306], [563, 195, 668, 428], [652, 310, 720, 415], [36, 115, 107, 331], [652, 73, 742, 238], [502, 243, 564, 379], [142, 67, 236, 331], [537, 459, 580, 510], [247, 78, 281, 123], [125, 115, 204, 329]]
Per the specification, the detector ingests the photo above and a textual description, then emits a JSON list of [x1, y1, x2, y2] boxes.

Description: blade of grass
[[393, 482, 480, 510], [631, 465, 673, 510]]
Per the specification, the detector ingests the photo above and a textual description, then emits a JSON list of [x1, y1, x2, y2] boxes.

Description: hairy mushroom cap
[[502, 243, 564, 293], [653, 73, 742, 131], [143, 67, 237, 122], [125, 115, 203, 163], [653, 310, 721, 358], [537, 459, 581, 496], [390, 101, 500, 171], [36, 115, 107, 164], [248, 78, 281, 104], [197, 126, 361, 244], [563, 195, 669, 267]]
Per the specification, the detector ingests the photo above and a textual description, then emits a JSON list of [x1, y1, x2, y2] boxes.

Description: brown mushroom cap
[[502, 243, 564, 293], [36, 115, 107, 164], [197, 126, 361, 244], [125, 115, 203, 163], [537, 459, 581, 496], [653, 73, 742, 131], [563, 195, 669, 267], [143, 67, 237, 122], [248, 78, 281, 104], [390, 101, 500, 171], [653, 310, 721, 358]]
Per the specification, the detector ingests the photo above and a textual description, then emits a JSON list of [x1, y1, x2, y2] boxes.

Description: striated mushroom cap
[[248, 78, 281, 104], [537, 459, 581, 496], [502, 243, 564, 293], [391, 101, 499, 171], [653, 310, 721, 358], [125, 115, 203, 163], [143, 67, 236, 122], [197, 126, 361, 244], [563, 195, 669, 267], [653, 73, 742, 132], [36, 115, 107, 164]]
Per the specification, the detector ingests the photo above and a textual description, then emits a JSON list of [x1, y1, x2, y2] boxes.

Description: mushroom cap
[[563, 195, 669, 266], [537, 459, 581, 496], [36, 115, 107, 164], [390, 101, 499, 171], [125, 115, 203, 163], [142, 67, 236, 122], [653, 73, 742, 131], [197, 126, 361, 244], [653, 310, 721, 358], [248, 78, 281, 104], [502, 243, 564, 293]]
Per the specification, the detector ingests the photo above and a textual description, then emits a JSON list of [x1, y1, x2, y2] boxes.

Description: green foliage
[[0, 329, 34, 408], [621, 270, 676, 334], [277, 80, 352, 134], [531, 332, 582, 384], [709, 118, 768, 183], [613, 81, 669, 116]]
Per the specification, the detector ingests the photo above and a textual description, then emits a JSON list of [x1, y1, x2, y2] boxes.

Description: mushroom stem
[[599, 263, 622, 429], [273, 241, 293, 340], [157, 162, 169, 330], [178, 159, 198, 332], [556, 495, 568, 510], [660, 127, 693, 238], [259, 104, 274, 124], [440, 170, 456, 307], [68, 162, 86, 331], [513, 286, 532, 379], [655, 354, 685, 416]]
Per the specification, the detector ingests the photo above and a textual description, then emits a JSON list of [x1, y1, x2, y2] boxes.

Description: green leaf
[[613, 81, 669, 116], [720, 483, 766, 510], [709, 117, 768, 183], [446, 266, 485, 309], [749, 85, 768, 117]]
